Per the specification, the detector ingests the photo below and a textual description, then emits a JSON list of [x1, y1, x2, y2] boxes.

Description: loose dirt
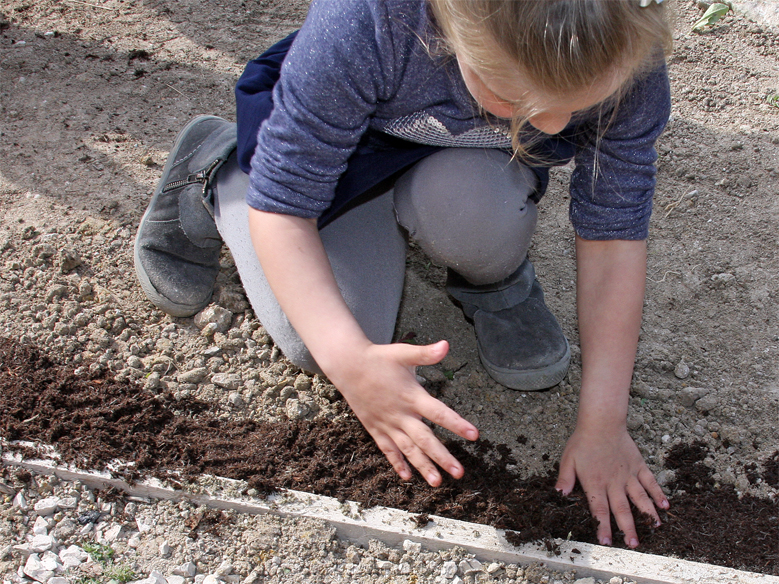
[[1, 0, 778, 581], [1, 338, 777, 574]]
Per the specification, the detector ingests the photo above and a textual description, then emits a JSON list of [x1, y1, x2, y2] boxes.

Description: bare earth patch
[[1, 0, 778, 582]]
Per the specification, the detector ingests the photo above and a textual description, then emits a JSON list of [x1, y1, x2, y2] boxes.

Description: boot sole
[[134, 115, 225, 318], [479, 338, 571, 391]]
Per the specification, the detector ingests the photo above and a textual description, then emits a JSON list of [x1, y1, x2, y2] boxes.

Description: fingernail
[[467, 430, 478, 440], [661, 499, 670, 509], [629, 538, 639, 548], [600, 537, 612, 546]]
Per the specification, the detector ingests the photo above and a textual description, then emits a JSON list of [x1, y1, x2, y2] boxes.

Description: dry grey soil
[[0, 0, 778, 583]]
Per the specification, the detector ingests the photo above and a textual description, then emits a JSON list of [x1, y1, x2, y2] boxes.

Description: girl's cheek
[[481, 99, 514, 119]]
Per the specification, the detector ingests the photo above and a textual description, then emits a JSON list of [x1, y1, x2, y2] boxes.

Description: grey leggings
[[214, 148, 537, 373]]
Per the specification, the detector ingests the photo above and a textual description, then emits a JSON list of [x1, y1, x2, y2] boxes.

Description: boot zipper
[[161, 158, 222, 194]]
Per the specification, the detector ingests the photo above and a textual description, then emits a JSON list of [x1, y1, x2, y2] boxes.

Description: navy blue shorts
[[235, 32, 572, 228]]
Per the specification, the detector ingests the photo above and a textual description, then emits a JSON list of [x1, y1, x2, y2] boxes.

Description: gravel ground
[[1, 0, 778, 583], [0, 467, 627, 584]]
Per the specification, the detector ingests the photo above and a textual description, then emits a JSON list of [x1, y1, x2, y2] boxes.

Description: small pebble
[[159, 541, 171, 557], [441, 560, 458, 579], [674, 360, 690, 380], [486, 562, 502, 574], [33, 497, 59, 516]]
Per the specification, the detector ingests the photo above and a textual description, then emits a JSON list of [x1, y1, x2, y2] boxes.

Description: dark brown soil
[[1, 338, 777, 575]]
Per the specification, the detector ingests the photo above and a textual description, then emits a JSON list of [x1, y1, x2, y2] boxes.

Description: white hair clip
[[639, 0, 664, 6]]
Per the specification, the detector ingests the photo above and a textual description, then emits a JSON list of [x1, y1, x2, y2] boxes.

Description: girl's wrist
[[575, 386, 630, 433], [312, 329, 373, 386]]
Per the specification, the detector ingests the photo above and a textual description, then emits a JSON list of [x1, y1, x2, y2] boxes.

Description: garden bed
[[2, 337, 776, 576]]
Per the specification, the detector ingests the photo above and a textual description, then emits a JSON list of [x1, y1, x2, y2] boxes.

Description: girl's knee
[[394, 148, 538, 283]]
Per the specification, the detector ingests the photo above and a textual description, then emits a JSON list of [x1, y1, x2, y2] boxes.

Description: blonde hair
[[428, 0, 673, 158]]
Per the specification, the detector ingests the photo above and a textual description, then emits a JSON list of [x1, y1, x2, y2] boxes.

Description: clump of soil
[[1, 338, 777, 575]]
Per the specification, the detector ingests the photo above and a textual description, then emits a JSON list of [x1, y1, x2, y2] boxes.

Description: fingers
[[395, 432, 444, 486], [586, 490, 614, 547], [639, 467, 670, 511], [376, 421, 456, 486], [417, 392, 479, 442], [373, 435, 413, 481], [607, 489, 639, 548], [554, 455, 577, 496], [594, 475, 666, 549], [394, 339, 449, 367]]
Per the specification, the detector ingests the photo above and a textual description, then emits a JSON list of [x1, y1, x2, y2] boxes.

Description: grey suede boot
[[447, 260, 570, 390], [134, 116, 237, 317]]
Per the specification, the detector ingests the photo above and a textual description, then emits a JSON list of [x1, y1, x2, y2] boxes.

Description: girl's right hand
[[248, 210, 477, 486], [325, 339, 479, 487]]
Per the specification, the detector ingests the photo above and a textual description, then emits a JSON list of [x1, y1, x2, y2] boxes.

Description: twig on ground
[[63, 0, 117, 11], [647, 271, 681, 284], [664, 189, 698, 218], [165, 83, 184, 96]]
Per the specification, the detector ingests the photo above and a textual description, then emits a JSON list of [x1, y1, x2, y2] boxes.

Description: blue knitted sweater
[[239, 0, 671, 239]]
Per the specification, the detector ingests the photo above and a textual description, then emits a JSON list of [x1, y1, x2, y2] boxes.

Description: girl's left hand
[[555, 427, 670, 548]]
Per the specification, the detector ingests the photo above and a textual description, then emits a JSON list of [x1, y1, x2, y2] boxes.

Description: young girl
[[135, 0, 673, 548]]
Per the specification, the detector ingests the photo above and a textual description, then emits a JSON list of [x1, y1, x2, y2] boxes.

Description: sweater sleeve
[[569, 61, 671, 241], [246, 0, 400, 217]]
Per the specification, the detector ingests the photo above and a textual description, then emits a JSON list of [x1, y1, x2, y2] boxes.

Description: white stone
[[33, 517, 49, 536], [451, 577, 464, 584], [212, 374, 241, 390], [486, 562, 502, 574], [399, 562, 411, 574], [459, 558, 482, 574], [34, 498, 59, 516], [24, 554, 54, 583], [13, 543, 32, 558], [104, 524, 124, 542], [148, 570, 166, 584], [609, 578, 624, 584], [29, 535, 55, 553], [47, 578, 69, 584], [172, 562, 197, 578], [177, 367, 209, 384], [58, 545, 88, 568], [159, 542, 171, 557], [194, 306, 233, 333], [344, 548, 361, 564], [202, 575, 222, 584], [214, 560, 233, 577], [13, 491, 29, 511], [441, 561, 458, 579], [166, 576, 186, 584], [57, 497, 77, 510], [574, 578, 596, 584], [41, 551, 61, 571], [285, 398, 309, 420], [136, 518, 153, 533], [402, 539, 421, 554], [375, 560, 393, 570], [227, 392, 245, 408], [127, 534, 141, 549]]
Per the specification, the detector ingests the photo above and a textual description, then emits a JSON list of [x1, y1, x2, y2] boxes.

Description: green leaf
[[81, 542, 115, 565], [692, 3, 731, 32]]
